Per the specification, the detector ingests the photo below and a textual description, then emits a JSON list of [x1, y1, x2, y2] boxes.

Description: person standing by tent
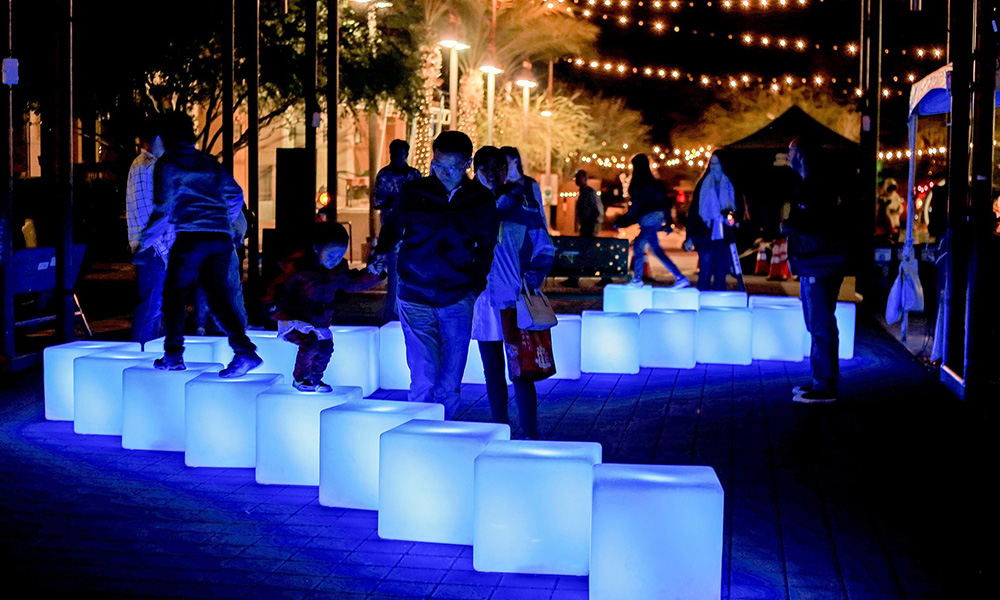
[[685, 153, 736, 291], [783, 137, 850, 404]]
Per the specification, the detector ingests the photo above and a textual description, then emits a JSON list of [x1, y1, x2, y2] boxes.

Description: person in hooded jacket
[[686, 153, 738, 291]]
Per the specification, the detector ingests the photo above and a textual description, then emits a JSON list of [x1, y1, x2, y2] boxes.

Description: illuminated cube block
[[800, 302, 857, 360], [322, 326, 379, 397], [698, 291, 748, 309], [751, 305, 806, 362], [184, 372, 283, 468], [603, 283, 653, 314], [591, 464, 724, 600], [121, 362, 223, 451], [379, 420, 510, 545], [255, 385, 362, 486], [695, 307, 752, 365], [748, 295, 801, 309], [319, 400, 444, 510], [581, 311, 640, 374], [639, 309, 697, 369], [43, 341, 139, 421], [217, 330, 299, 375], [143, 335, 229, 364], [550, 314, 582, 380], [652, 287, 701, 311], [473, 440, 602, 575], [73, 351, 158, 435], [379, 321, 411, 390]]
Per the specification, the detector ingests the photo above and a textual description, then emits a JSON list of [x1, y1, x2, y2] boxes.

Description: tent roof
[[909, 63, 953, 117], [721, 106, 858, 151]]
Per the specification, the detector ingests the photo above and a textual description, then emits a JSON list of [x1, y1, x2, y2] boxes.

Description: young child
[[264, 223, 381, 392]]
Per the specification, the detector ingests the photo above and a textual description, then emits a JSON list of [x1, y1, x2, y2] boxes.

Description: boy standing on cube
[[264, 223, 381, 392]]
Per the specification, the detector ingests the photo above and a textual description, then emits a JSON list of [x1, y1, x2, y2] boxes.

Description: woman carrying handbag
[[471, 147, 556, 440]]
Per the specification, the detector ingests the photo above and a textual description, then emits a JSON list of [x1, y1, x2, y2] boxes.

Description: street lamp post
[[440, 19, 468, 132], [480, 57, 501, 146], [515, 62, 537, 141]]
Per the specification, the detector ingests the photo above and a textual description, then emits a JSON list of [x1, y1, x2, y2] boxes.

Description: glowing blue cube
[[121, 362, 223, 451], [748, 295, 801, 309], [581, 311, 640, 374], [43, 341, 139, 421], [550, 314, 582, 380], [473, 440, 602, 575], [751, 305, 806, 361], [246, 330, 298, 374], [319, 400, 444, 510], [652, 287, 701, 311], [143, 335, 230, 363], [639, 309, 697, 369], [322, 326, 379, 397], [184, 372, 283, 468], [379, 321, 411, 390], [379, 420, 510, 545], [591, 464, 724, 600], [73, 351, 158, 435], [698, 291, 748, 308], [255, 385, 362, 486], [695, 307, 752, 365], [603, 283, 653, 313], [800, 301, 857, 360]]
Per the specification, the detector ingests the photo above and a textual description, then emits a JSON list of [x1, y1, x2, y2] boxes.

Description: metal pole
[[448, 47, 458, 131], [55, 0, 74, 342], [545, 59, 553, 177], [1, 0, 15, 362], [305, 0, 318, 208], [327, 0, 339, 220], [522, 85, 529, 140], [486, 72, 495, 146], [247, 0, 260, 289], [223, 0, 234, 172]]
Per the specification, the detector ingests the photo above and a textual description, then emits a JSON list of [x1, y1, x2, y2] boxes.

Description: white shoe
[[626, 279, 644, 287], [671, 276, 691, 289]]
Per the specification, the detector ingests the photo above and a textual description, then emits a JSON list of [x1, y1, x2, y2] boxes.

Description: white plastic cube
[[121, 362, 223, 451], [695, 307, 752, 365], [581, 311, 640, 374], [379, 321, 411, 390], [144, 335, 229, 364], [379, 420, 510, 545], [652, 287, 701, 311], [43, 341, 139, 421], [550, 314, 582, 380], [255, 385, 362, 486], [698, 291, 748, 308], [473, 440, 602, 576], [591, 464, 724, 600], [184, 372, 284, 468], [751, 305, 806, 361], [322, 326, 379, 397], [748, 295, 801, 309], [603, 283, 653, 314], [73, 351, 158, 435], [319, 400, 445, 510], [639, 309, 697, 369]]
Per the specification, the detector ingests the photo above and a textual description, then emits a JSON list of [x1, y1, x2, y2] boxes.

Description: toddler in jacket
[[264, 223, 381, 392]]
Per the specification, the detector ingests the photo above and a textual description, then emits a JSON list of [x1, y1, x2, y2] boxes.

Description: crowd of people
[[125, 114, 850, 442]]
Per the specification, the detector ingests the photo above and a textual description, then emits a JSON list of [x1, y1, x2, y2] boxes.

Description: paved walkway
[[1, 317, 995, 599]]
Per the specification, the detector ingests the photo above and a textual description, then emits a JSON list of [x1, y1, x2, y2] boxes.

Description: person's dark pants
[[285, 330, 334, 381], [162, 232, 255, 360], [800, 274, 844, 394], [696, 239, 730, 291], [193, 249, 248, 335], [564, 221, 599, 286], [383, 242, 400, 321], [479, 341, 539, 439], [132, 247, 167, 344]]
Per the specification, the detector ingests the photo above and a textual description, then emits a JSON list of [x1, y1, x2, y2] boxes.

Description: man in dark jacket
[[373, 139, 422, 320], [784, 137, 850, 403], [372, 131, 499, 418], [143, 111, 261, 378]]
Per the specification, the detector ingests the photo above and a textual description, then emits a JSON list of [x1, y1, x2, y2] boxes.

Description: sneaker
[[626, 279, 644, 287], [671, 276, 691, 289], [793, 389, 837, 404], [153, 356, 186, 371], [219, 353, 263, 378], [792, 384, 813, 395], [294, 378, 316, 392], [313, 380, 333, 393]]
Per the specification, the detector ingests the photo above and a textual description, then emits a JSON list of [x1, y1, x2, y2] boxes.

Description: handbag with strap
[[516, 278, 557, 330], [501, 308, 557, 381]]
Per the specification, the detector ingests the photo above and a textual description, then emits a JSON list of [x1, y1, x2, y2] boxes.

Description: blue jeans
[[800, 274, 844, 394], [633, 211, 683, 281], [397, 294, 476, 419], [133, 247, 167, 344], [382, 242, 400, 321], [193, 249, 247, 334]]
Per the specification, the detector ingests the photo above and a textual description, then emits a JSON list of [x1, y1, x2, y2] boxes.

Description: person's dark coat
[[783, 169, 850, 277], [264, 251, 380, 329], [616, 180, 671, 228]]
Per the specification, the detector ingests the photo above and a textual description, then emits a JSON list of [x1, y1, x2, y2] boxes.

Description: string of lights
[[550, 0, 812, 12], [878, 146, 948, 162]]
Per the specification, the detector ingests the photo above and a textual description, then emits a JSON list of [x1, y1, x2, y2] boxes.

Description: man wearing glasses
[[372, 131, 499, 418]]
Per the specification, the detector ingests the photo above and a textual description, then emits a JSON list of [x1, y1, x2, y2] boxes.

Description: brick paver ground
[[1, 316, 996, 599]]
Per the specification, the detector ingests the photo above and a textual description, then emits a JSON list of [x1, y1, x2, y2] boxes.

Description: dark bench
[[548, 236, 631, 279]]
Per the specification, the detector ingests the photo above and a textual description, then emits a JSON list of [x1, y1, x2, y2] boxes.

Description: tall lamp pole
[[439, 29, 468, 131], [515, 62, 537, 141], [480, 1, 501, 146]]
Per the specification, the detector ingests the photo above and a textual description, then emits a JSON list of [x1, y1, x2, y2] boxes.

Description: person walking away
[[373, 139, 422, 320], [264, 223, 381, 392], [142, 111, 262, 377], [685, 153, 736, 291], [500, 147, 548, 228], [615, 154, 689, 287], [472, 146, 555, 440], [783, 137, 850, 404], [126, 118, 173, 343], [371, 131, 499, 418], [560, 169, 605, 288]]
